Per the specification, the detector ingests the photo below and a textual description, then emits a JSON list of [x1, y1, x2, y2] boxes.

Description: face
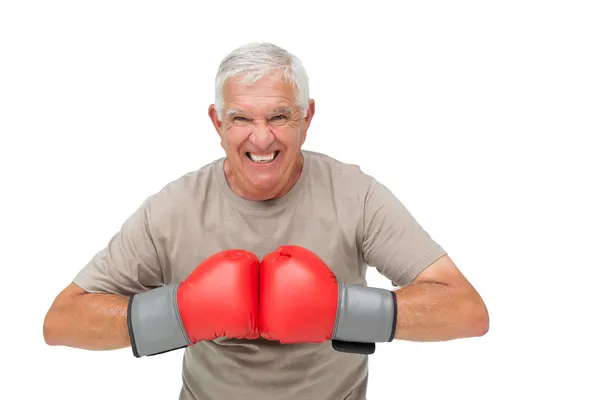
[[208, 73, 315, 201]]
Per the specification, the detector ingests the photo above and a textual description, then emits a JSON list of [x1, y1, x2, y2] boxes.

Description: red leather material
[[177, 250, 260, 342], [259, 245, 338, 343]]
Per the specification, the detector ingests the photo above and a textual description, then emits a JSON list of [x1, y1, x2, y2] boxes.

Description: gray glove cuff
[[127, 283, 191, 357], [332, 283, 397, 343]]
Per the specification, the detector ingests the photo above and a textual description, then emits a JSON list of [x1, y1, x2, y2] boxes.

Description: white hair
[[214, 42, 310, 120]]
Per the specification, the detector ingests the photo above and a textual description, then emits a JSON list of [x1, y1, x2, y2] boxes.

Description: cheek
[[275, 128, 303, 149], [222, 129, 248, 151]]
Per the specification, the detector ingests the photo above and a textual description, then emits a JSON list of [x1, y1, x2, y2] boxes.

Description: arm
[[43, 195, 167, 352], [43, 282, 131, 350], [392, 254, 489, 341], [357, 173, 488, 347], [327, 254, 487, 354]]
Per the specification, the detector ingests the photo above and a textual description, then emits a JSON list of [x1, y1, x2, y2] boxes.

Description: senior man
[[43, 42, 489, 400]]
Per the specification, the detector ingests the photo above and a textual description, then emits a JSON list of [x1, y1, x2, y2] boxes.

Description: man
[[43, 42, 489, 399]]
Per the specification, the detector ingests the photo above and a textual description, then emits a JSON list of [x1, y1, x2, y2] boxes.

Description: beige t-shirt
[[73, 150, 446, 400]]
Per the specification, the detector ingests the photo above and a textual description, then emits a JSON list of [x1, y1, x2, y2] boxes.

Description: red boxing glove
[[178, 250, 260, 342], [259, 245, 339, 343], [259, 245, 397, 354], [128, 249, 260, 357]]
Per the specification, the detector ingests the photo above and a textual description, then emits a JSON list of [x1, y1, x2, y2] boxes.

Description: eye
[[269, 115, 288, 125], [233, 116, 250, 122]]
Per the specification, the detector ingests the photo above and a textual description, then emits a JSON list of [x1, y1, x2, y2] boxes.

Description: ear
[[208, 104, 223, 138], [300, 99, 315, 146]]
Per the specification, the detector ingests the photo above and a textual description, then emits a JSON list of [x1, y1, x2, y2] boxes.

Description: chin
[[252, 179, 281, 194], [244, 175, 282, 196]]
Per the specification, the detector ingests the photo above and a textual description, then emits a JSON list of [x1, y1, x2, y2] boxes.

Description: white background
[[1, 1, 599, 399]]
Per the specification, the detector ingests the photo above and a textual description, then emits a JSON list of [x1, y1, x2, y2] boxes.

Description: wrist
[[128, 283, 191, 357], [332, 283, 397, 343]]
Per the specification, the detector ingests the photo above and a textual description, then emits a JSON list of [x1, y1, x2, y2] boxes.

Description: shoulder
[[304, 150, 372, 184], [304, 150, 375, 196], [141, 158, 222, 221]]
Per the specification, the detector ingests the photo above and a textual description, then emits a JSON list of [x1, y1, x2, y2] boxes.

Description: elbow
[[43, 307, 64, 346], [468, 294, 489, 337], [43, 311, 57, 346], [471, 310, 489, 338], [43, 283, 85, 346]]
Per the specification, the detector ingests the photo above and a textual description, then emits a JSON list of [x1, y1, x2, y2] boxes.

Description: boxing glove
[[259, 245, 397, 354], [128, 249, 260, 357]]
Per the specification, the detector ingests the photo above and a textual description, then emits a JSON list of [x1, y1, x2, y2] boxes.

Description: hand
[[258, 245, 397, 354], [128, 249, 260, 357]]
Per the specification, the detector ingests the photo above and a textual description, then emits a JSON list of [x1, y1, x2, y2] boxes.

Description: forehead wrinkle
[[268, 106, 293, 115], [225, 105, 294, 118]]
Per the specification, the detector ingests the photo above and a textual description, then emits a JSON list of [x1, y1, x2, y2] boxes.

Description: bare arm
[[43, 282, 131, 350], [393, 255, 489, 341]]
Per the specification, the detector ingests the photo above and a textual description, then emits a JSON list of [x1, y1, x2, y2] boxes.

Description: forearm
[[392, 281, 489, 341], [43, 293, 131, 351]]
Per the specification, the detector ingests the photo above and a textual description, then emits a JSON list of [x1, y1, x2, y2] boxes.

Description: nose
[[248, 121, 275, 150]]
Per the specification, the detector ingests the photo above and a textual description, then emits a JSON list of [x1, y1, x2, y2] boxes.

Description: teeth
[[248, 152, 276, 163]]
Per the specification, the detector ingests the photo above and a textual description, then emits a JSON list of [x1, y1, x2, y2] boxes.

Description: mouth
[[245, 151, 280, 164]]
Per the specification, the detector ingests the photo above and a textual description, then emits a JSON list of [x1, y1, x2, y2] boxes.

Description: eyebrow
[[225, 108, 246, 118]]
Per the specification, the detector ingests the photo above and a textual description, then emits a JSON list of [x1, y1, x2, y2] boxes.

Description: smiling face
[[209, 73, 315, 201]]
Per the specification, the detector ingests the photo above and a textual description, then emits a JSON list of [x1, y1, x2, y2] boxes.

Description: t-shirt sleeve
[[360, 175, 447, 287], [72, 197, 165, 296]]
